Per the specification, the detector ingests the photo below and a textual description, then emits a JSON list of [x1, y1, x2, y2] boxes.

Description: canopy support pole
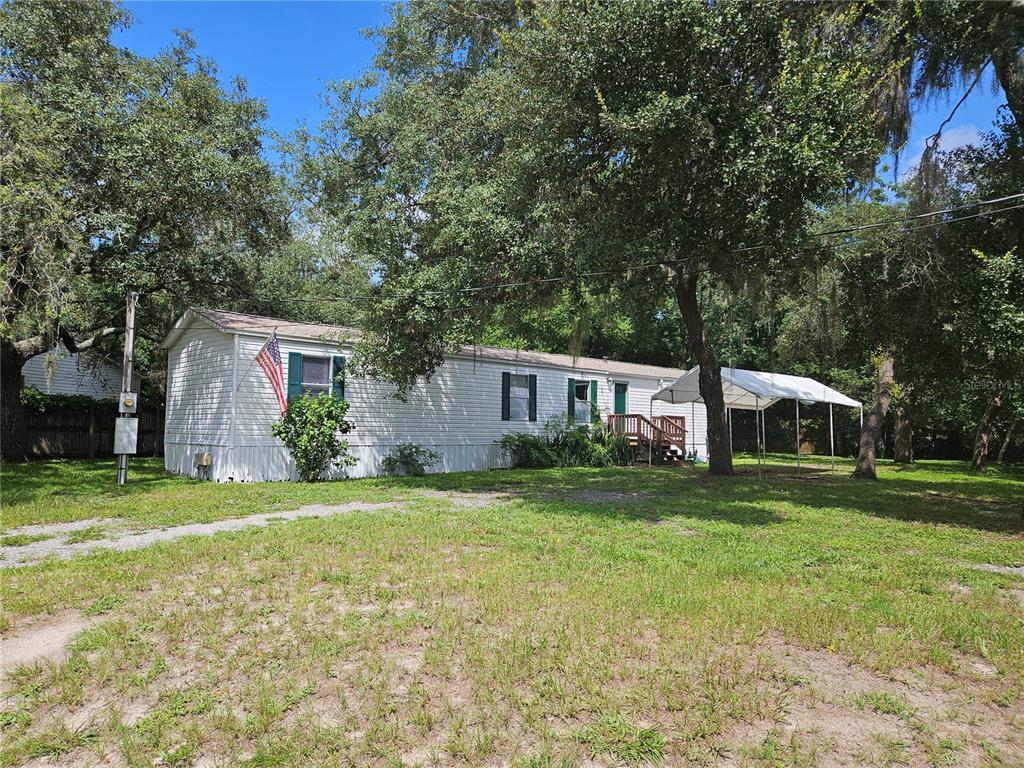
[[795, 400, 800, 471], [761, 402, 767, 466], [829, 402, 835, 475], [755, 395, 762, 477], [690, 402, 696, 455]]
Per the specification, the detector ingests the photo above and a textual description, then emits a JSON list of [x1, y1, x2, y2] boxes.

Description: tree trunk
[[992, 46, 1024, 128], [971, 391, 1004, 471], [1, 340, 28, 460], [997, 417, 1015, 464], [673, 272, 733, 476], [853, 351, 895, 480], [893, 398, 913, 464]]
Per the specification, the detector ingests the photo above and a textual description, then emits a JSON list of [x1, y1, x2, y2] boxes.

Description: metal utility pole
[[115, 290, 139, 485]]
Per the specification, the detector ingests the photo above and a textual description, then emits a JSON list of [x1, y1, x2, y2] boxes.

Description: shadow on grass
[[1, 458, 177, 506], [395, 459, 1024, 535]]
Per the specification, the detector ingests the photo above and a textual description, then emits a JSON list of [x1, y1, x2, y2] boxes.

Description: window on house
[[509, 374, 530, 420], [300, 356, 331, 395], [502, 372, 536, 421], [574, 380, 591, 423]]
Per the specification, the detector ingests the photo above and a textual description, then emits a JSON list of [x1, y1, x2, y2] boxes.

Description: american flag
[[256, 332, 287, 414]]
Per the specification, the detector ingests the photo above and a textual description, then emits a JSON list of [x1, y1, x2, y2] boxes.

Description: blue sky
[[117, 1, 1008, 178]]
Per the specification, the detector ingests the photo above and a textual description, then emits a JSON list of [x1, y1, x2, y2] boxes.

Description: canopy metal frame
[[655, 366, 862, 474]]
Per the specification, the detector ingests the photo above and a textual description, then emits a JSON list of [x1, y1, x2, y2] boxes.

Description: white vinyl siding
[[164, 326, 235, 453], [21, 346, 130, 399]]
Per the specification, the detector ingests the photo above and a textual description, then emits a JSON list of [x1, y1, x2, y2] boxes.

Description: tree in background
[[299, 0, 893, 475], [0, 0, 288, 456]]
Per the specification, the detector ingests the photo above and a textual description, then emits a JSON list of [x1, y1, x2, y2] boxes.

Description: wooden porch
[[606, 414, 691, 466]]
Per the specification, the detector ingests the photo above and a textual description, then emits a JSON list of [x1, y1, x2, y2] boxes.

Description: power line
[[219, 192, 1024, 307]]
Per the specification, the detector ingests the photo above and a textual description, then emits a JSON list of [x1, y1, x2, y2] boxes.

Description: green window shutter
[[590, 379, 598, 422], [287, 352, 302, 401], [566, 377, 575, 423], [501, 372, 511, 420], [528, 374, 537, 422], [332, 356, 346, 400]]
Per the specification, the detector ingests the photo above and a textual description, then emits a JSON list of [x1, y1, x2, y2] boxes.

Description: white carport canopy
[[652, 367, 861, 472], [652, 367, 861, 411]]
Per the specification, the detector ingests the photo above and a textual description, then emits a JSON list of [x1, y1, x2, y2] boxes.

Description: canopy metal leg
[[755, 395, 762, 477], [762, 402, 767, 466], [829, 402, 835, 474], [691, 402, 696, 455], [795, 400, 800, 471]]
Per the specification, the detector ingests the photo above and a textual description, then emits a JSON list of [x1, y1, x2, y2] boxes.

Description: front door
[[614, 382, 628, 414]]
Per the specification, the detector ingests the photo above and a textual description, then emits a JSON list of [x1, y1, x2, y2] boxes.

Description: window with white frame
[[509, 374, 530, 420], [300, 356, 331, 395], [574, 380, 591, 423]]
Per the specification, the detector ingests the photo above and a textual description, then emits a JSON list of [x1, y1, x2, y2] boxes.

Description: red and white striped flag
[[255, 332, 287, 414]]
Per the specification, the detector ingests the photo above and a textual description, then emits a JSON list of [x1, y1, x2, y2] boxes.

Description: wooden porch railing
[[606, 413, 687, 453], [653, 415, 687, 448]]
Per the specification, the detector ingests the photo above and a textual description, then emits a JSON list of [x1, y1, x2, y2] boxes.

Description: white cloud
[[899, 124, 981, 180]]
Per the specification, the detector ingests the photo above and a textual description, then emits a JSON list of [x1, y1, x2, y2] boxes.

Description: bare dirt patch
[[718, 634, 1024, 767], [968, 562, 1024, 578], [1, 610, 98, 674]]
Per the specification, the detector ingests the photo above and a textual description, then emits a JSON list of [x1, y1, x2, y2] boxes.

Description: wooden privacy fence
[[20, 407, 164, 458]]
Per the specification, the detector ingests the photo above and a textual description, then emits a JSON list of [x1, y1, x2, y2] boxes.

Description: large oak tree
[[1, 0, 288, 456], [300, 0, 891, 474]]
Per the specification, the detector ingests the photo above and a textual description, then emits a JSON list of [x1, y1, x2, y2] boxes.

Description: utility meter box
[[119, 392, 139, 414], [194, 451, 212, 468], [114, 417, 139, 455]]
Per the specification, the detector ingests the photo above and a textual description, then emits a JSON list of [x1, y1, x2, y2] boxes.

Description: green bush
[[498, 432, 557, 469], [499, 412, 635, 470], [381, 443, 441, 476], [272, 393, 356, 482], [20, 386, 114, 413]]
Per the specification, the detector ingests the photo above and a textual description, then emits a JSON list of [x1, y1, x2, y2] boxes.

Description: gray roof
[[163, 308, 683, 380]]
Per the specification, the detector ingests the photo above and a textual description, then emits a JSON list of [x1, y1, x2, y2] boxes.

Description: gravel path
[[0, 501, 401, 569]]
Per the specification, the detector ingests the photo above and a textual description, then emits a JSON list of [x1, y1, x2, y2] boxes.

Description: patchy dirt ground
[[0, 490, 516, 569], [1, 611, 99, 674], [0, 501, 404, 568], [719, 634, 1024, 767]]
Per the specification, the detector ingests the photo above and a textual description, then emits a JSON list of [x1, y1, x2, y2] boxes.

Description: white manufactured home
[[160, 308, 709, 481]]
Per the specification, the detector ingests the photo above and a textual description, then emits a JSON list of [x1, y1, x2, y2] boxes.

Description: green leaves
[[299, 0, 892, 392], [271, 393, 356, 482]]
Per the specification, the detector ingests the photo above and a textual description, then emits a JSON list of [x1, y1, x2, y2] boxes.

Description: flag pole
[[237, 327, 277, 391]]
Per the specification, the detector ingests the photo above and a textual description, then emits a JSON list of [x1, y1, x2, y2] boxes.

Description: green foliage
[[381, 443, 441, 477], [499, 413, 635, 470], [271, 394, 355, 482], [298, 1, 891, 396], [20, 386, 114, 414], [497, 433, 557, 470], [1, 0, 288, 385]]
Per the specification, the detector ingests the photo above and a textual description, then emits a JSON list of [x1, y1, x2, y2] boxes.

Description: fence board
[[22, 407, 164, 458]]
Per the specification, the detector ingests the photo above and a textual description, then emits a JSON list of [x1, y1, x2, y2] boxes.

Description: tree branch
[[59, 326, 120, 353]]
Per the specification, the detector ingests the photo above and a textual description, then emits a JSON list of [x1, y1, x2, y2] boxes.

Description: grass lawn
[[1, 456, 1022, 767]]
